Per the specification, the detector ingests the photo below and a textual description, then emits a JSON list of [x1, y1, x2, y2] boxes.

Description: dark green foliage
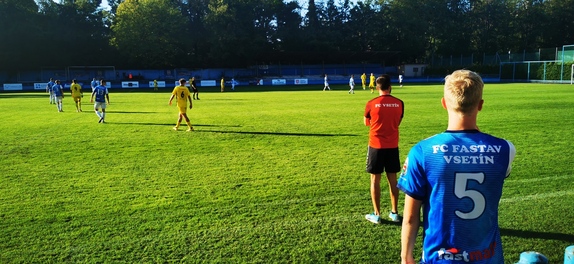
[[1, 0, 574, 69]]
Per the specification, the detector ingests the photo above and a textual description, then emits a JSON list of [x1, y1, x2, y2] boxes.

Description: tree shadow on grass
[[107, 122, 242, 128], [0, 93, 49, 99], [500, 228, 574, 242], [104, 122, 357, 137], [105, 111, 159, 114], [194, 129, 358, 137]]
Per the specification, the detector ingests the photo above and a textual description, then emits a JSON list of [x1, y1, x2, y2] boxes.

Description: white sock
[[102, 112, 105, 120], [95, 111, 101, 118]]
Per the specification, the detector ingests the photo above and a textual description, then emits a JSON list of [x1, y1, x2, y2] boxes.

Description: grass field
[[1, 83, 573, 263]]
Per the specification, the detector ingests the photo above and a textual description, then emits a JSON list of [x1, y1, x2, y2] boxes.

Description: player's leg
[[174, 110, 184, 130], [57, 97, 63, 112], [94, 103, 103, 122], [182, 113, 193, 131], [365, 146, 384, 224], [386, 172, 400, 218], [100, 108, 106, 123], [370, 173, 382, 216], [385, 148, 402, 222]]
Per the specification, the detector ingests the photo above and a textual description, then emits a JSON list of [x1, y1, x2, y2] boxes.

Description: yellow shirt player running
[[168, 78, 194, 131], [369, 73, 376, 93], [70, 79, 83, 112], [361, 73, 367, 90]]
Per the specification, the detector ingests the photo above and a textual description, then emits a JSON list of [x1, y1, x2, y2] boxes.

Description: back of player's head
[[444, 70, 483, 115], [72, 79, 76, 83], [376, 74, 391, 90], [100, 79, 106, 85], [179, 78, 186, 85]]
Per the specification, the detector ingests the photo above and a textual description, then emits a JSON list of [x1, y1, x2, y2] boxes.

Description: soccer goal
[[67, 66, 116, 82]]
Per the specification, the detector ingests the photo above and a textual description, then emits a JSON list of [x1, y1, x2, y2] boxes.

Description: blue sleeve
[[397, 143, 427, 201]]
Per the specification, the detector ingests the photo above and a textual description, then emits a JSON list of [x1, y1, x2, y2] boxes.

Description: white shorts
[[94, 101, 106, 110]]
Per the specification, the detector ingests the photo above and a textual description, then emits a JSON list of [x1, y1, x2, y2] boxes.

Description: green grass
[[1, 83, 573, 263]]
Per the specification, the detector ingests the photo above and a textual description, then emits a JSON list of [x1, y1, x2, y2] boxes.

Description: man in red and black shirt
[[364, 74, 404, 224]]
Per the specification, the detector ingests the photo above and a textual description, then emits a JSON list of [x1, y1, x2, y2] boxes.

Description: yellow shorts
[[178, 106, 187, 114], [73, 96, 81, 102]]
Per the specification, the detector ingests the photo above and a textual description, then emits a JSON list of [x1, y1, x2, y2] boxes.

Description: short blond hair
[[443, 70, 483, 115]]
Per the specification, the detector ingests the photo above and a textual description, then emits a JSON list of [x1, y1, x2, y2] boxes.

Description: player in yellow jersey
[[220, 77, 225, 92], [361, 73, 367, 90], [168, 78, 193, 131], [369, 73, 376, 93], [70, 79, 83, 112]]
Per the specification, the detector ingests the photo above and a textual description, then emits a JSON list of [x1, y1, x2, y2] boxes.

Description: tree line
[[1, 0, 573, 71]]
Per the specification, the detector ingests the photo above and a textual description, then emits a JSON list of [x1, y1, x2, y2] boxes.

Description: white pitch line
[[501, 190, 574, 203], [505, 175, 573, 184]]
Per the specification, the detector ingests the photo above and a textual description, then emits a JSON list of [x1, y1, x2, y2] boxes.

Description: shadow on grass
[[102, 122, 356, 137], [195, 130, 358, 137], [105, 111, 159, 114], [0, 93, 50, 99], [501, 228, 574, 242], [107, 123, 242, 128]]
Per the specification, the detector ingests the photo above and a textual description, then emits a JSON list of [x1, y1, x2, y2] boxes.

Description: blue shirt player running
[[398, 70, 516, 264], [90, 79, 110, 123]]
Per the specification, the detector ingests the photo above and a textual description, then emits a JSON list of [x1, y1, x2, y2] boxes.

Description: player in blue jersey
[[52, 80, 64, 112], [90, 79, 110, 123], [91, 78, 98, 92], [398, 70, 516, 264], [46, 78, 55, 104]]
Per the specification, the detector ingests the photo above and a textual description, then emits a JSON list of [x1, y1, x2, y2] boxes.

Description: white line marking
[[501, 190, 574, 203]]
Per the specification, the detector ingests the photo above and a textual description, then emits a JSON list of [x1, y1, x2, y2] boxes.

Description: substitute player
[[399, 70, 516, 264], [70, 79, 83, 112], [169, 78, 193, 131], [364, 75, 404, 224], [368, 73, 376, 93], [90, 79, 110, 123]]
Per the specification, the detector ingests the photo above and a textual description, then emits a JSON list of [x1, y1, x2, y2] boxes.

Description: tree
[[0, 0, 40, 70], [110, 0, 187, 68]]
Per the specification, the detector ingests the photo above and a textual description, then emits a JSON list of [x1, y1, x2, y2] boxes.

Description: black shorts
[[365, 146, 401, 174]]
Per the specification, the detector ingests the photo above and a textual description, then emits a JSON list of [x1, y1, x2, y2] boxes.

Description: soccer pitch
[[1, 83, 573, 263]]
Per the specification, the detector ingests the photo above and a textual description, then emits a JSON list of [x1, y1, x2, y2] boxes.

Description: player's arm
[[90, 90, 95, 103], [364, 116, 371, 126], [401, 195, 422, 264], [105, 94, 110, 104], [168, 94, 175, 105]]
